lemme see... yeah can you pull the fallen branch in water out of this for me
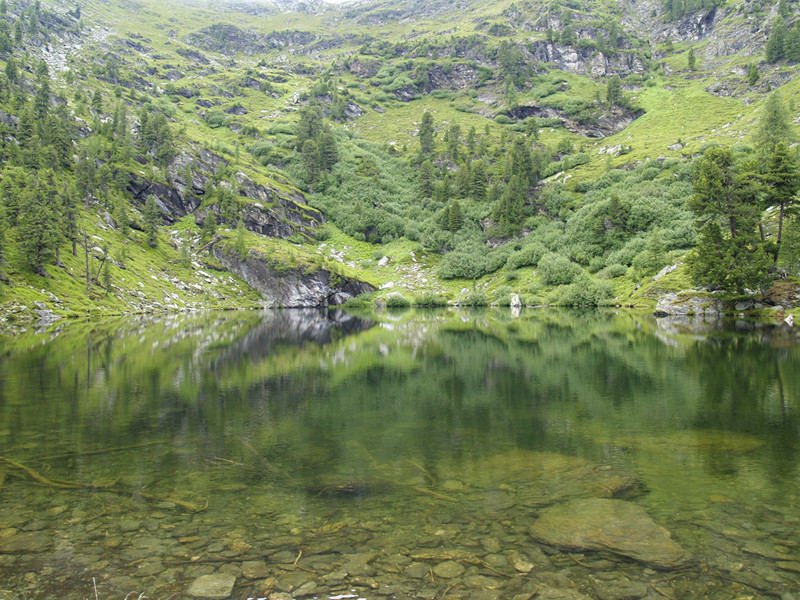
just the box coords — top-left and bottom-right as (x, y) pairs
(0, 456), (117, 489)
(411, 486), (458, 502)
(35, 441), (168, 462)
(0, 455), (206, 512)
(406, 459), (436, 485)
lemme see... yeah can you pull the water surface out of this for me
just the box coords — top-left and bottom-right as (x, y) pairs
(1, 309), (799, 600)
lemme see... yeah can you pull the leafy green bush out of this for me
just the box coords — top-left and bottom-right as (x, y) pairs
(438, 241), (489, 279)
(205, 110), (229, 128)
(464, 289), (489, 306)
(557, 274), (613, 306)
(597, 263), (628, 279)
(344, 295), (372, 309)
(507, 241), (547, 270)
(414, 292), (448, 306)
(538, 253), (583, 285)
(384, 293), (411, 308)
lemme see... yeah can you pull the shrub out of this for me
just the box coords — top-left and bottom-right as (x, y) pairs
(314, 224), (332, 241)
(557, 274), (613, 306)
(538, 252), (583, 285)
(597, 263), (628, 279)
(507, 241), (547, 270)
(438, 241), (489, 279)
(464, 289), (489, 306)
(384, 293), (411, 308)
(414, 292), (448, 306)
(344, 295), (372, 309)
(493, 285), (514, 305)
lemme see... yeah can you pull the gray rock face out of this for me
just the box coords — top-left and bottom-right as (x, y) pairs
(186, 573), (236, 598)
(215, 247), (374, 308)
(529, 498), (687, 569)
(654, 292), (725, 317)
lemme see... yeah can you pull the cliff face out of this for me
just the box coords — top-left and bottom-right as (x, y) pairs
(214, 247), (374, 308)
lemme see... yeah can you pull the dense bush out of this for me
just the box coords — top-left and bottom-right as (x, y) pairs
(384, 293), (411, 308)
(414, 292), (448, 306)
(557, 274), (613, 306)
(538, 253), (583, 285)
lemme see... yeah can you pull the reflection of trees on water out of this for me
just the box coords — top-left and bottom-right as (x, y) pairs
(1, 309), (799, 498)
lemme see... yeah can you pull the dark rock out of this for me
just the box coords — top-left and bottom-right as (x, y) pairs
(529, 498), (687, 569)
(214, 247), (374, 308)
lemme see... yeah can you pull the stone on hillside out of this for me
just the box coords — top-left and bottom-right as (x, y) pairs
(186, 573), (236, 599)
(654, 292), (724, 317)
(530, 498), (687, 569)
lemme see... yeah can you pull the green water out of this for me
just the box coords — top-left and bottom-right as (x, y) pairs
(1, 309), (799, 600)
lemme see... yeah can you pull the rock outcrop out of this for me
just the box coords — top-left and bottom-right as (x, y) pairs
(654, 292), (725, 317)
(214, 247), (374, 308)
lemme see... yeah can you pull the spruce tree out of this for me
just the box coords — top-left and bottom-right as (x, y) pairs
(418, 160), (435, 199)
(766, 18), (786, 63)
(317, 129), (338, 171)
(755, 90), (795, 155)
(687, 48), (696, 70)
(418, 111), (435, 157)
(747, 63), (760, 86)
(143, 194), (161, 248)
(201, 211), (217, 244)
(448, 200), (463, 232)
(606, 75), (623, 106)
(18, 174), (60, 276)
(785, 23), (800, 62)
(471, 160), (487, 201)
(766, 142), (800, 260)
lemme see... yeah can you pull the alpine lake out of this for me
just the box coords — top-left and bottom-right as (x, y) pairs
(1, 308), (799, 600)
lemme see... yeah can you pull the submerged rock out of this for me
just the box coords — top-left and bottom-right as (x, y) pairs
(186, 573), (236, 598)
(529, 498), (687, 569)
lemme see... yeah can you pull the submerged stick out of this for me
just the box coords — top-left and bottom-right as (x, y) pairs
(406, 459), (436, 485)
(411, 486), (458, 502)
(0, 456), (116, 489)
(236, 436), (284, 476)
(0, 455), (206, 512)
(35, 441), (168, 462)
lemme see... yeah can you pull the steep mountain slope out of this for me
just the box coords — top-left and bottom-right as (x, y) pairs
(0, 0), (798, 324)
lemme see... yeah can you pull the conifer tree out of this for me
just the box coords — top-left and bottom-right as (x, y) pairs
(687, 147), (771, 293)
(317, 129), (338, 171)
(143, 194), (161, 248)
(201, 211), (217, 244)
(18, 173), (60, 276)
(747, 63), (760, 86)
(418, 160), (435, 199)
(418, 111), (435, 157)
(755, 90), (795, 155)
(448, 200), (463, 232)
(687, 48), (696, 70)
(471, 160), (487, 201)
(785, 23), (800, 62)
(766, 18), (786, 63)
(766, 142), (800, 260)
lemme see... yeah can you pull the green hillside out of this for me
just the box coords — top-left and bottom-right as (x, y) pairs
(0, 0), (799, 326)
